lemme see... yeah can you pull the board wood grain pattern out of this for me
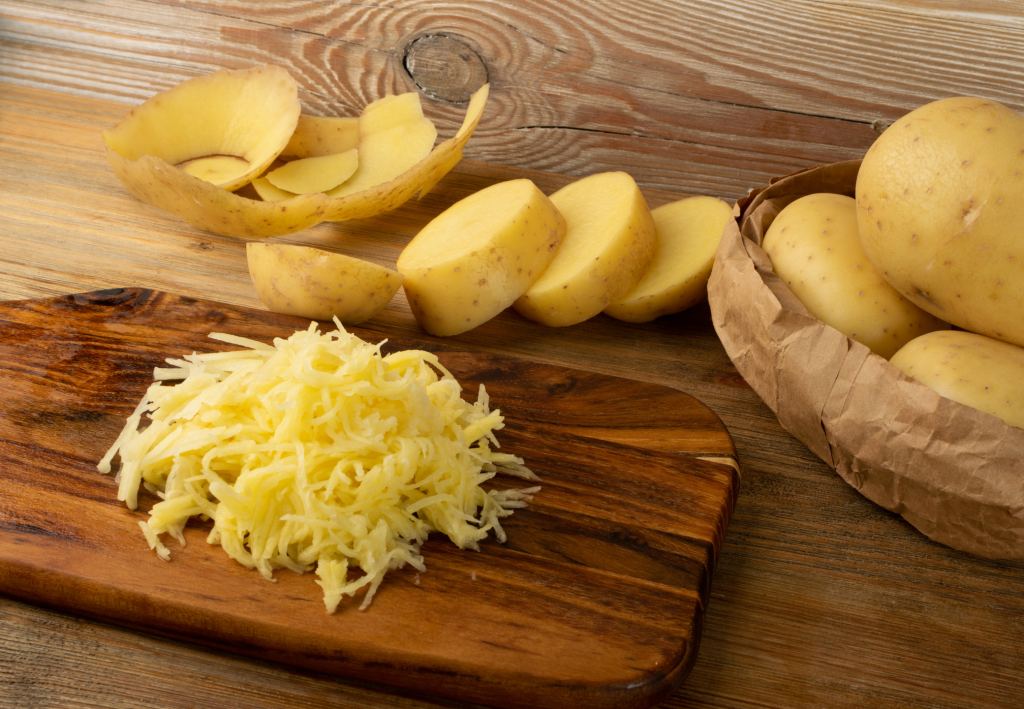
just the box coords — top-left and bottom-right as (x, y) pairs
(1, 2), (1023, 708)
(0, 289), (737, 709)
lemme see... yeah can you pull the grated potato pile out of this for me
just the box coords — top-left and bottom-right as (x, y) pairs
(98, 322), (538, 611)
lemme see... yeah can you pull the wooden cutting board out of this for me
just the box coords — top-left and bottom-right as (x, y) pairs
(0, 289), (738, 709)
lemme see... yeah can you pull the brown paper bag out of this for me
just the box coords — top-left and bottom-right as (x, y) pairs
(707, 160), (1024, 559)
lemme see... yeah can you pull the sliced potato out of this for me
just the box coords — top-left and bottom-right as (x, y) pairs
(104, 65), (299, 191)
(247, 242), (401, 324)
(606, 196), (732, 322)
(360, 92), (426, 134)
(398, 178), (565, 336)
(326, 120), (436, 199)
(266, 149), (359, 194)
(514, 172), (656, 327)
(105, 83), (490, 238)
(283, 115), (359, 158)
(251, 177), (297, 202)
(890, 330), (1024, 429)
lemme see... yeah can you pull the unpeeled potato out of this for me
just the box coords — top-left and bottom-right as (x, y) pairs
(605, 195), (732, 322)
(514, 172), (656, 327)
(397, 178), (565, 336)
(246, 243), (401, 324)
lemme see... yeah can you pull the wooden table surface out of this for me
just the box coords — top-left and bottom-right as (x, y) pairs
(1, 2), (1022, 707)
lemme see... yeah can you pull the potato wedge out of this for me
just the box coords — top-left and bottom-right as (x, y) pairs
(104, 65), (299, 191)
(247, 243), (401, 324)
(890, 330), (1024, 429)
(606, 196), (732, 322)
(105, 83), (490, 238)
(397, 178), (565, 336)
(514, 172), (656, 327)
(266, 149), (359, 194)
(283, 115), (359, 158)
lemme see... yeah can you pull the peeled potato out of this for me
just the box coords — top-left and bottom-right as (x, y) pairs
(763, 193), (946, 358)
(104, 65), (299, 191)
(326, 119), (436, 198)
(605, 196), (732, 322)
(251, 177), (296, 202)
(246, 242), (401, 324)
(105, 83), (490, 238)
(397, 178), (566, 336)
(266, 149), (359, 194)
(890, 330), (1024, 429)
(283, 115), (359, 158)
(360, 92), (427, 134)
(514, 172), (656, 327)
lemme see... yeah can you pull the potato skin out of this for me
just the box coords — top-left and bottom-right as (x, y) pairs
(890, 330), (1024, 429)
(246, 243), (401, 324)
(856, 96), (1024, 346)
(763, 193), (946, 358)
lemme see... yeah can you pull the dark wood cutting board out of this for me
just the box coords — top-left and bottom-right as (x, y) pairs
(0, 289), (738, 709)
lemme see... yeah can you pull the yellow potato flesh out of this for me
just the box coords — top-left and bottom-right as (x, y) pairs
(605, 196), (732, 322)
(103, 65), (299, 191)
(283, 115), (359, 158)
(856, 97), (1024, 346)
(360, 92), (426, 134)
(247, 242), (402, 324)
(326, 119), (437, 199)
(514, 171), (656, 327)
(764, 193), (946, 358)
(398, 179), (565, 336)
(890, 330), (1024, 429)
(267, 149), (359, 195)
(104, 83), (489, 238)
(251, 177), (296, 202)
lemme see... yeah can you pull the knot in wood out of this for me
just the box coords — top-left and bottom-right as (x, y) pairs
(403, 33), (488, 103)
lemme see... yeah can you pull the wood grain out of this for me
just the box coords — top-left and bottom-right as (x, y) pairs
(1, 3), (1023, 708)
(0, 289), (737, 709)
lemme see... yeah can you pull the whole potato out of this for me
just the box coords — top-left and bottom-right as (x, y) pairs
(856, 96), (1024, 346)
(763, 193), (945, 358)
(890, 329), (1024, 429)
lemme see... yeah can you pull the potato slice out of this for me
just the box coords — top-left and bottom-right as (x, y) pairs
(283, 115), (359, 158)
(360, 92), (426, 134)
(326, 120), (436, 199)
(605, 196), (732, 322)
(890, 330), (1024, 429)
(397, 178), (565, 336)
(251, 177), (296, 203)
(246, 242), (401, 324)
(514, 172), (656, 327)
(266, 149), (359, 195)
(104, 65), (299, 191)
(105, 83), (489, 238)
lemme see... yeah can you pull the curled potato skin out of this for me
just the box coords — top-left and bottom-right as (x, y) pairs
(105, 82), (490, 238)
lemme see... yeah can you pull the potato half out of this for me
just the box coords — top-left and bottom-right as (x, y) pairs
(890, 329), (1024, 429)
(246, 242), (401, 324)
(605, 195), (732, 322)
(105, 81), (490, 238)
(397, 178), (566, 336)
(104, 65), (300, 192)
(514, 172), (656, 327)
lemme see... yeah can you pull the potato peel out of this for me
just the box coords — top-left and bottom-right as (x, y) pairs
(105, 82), (490, 238)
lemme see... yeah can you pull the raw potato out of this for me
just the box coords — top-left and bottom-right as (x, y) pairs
(605, 196), (732, 322)
(856, 96), (1024, 346)
(890, 330), (1024, 429)
(397, 178), (566, 336)
(764, 193), (946, 358)
(283, 115), (359, 158)
(251, 176), (296, 202)
(104, 65), (299, 191)
(266, 149), (359, 194)
(326, 119), (436, 198)
(514, 172), (656, 327)
(359, 92), (427, 134)
(105, 82), (490, 238)
(247, 243), (401, 324)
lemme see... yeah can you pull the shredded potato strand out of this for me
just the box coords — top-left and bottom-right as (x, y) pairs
(99, 322), (537, 611)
